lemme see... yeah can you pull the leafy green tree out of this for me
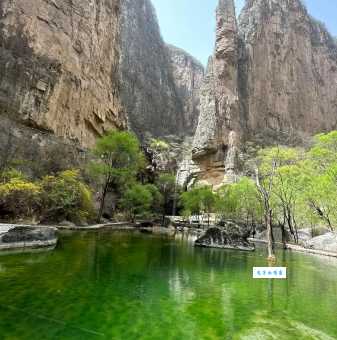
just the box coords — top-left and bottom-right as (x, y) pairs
(217, 177), (262, 229)
(144, 183), (164, 217)
(300, 163), (337, 232)
(309, 131), (337, 169)
(301, 132), (337, 231)
(272, 164), (305, 244)
(120, 184), (154, 222)
(89, 131), (145, 222)
(180, 186), (217, 226)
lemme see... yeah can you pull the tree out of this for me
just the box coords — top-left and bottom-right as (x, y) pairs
(272, 164), (304, 245)
(156, 173), (177, 218)
(144, 183), (164, 217)
(254, 146), (303, 259)
(120, 184), (153, 222)
(180, 186), (216, 226)
(217, 177), (262, 231)
(301, 132), (337, 231)
(89, 131), (145, 222)
(301, 163), (337, 232)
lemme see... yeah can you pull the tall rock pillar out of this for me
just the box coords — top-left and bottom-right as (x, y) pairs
(215, 0), (240, 183)
(191, 0), (240, 188)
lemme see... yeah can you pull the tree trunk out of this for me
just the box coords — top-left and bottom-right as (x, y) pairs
(97, 182), (109, 223)
(266, 209), (276, 262)
(280, 223), (287, 249)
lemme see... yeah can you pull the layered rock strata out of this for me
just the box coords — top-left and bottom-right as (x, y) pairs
(192, 0), (241, 188)
(0, 0), (125, 148)
(0, 0), (203, 174)
(192, 0), (337, 188)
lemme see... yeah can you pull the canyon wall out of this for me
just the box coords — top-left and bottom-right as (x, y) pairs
(119, 0), (203, 140)
(0, 0), (125, 148)
(0, 0), (203, 169)
(167, 44), (204, 135)
(192, 0), (337, 188)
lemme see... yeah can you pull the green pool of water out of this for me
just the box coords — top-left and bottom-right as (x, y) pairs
(0, 230), (337, 339)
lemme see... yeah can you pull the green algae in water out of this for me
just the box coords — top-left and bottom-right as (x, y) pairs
(0, 230), (336, 339)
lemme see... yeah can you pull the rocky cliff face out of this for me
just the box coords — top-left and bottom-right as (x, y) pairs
(0, 0), (203, 171)
(240, 0), (337, 141)
(167, 45), (204, 134)
(0, 0), (125, 148)
(120, 0), (203, 140)
(192, 0), (337, 188)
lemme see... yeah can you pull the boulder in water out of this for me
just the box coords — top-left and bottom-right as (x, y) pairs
(195, 222), (255, 251)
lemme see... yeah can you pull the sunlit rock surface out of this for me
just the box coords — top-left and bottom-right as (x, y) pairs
(0, 0), (125, 148)
(191, 0), (337, 187)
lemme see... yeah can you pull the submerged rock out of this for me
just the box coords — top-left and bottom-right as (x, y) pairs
(195, 223), (255, 251)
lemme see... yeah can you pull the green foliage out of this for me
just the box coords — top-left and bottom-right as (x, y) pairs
(120, 184), (154, 221)
(90, 130), (145, 189)
(256, 146), (302, 175)
(156, 173), (177, 212)
(0, 176), (41, 219)
(89, 130), (146, 221)
(40, 170), (94, 224)
(149, 138), (170, 152)
(144, 184), (164, 215)
(309, 131), (337, 169)
(217, 177), (262, 224)
(180, 186), (217, 219)
(0, 168), (27, 182)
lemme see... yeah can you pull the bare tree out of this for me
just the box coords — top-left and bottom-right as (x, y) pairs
(255, 163), (277, 262)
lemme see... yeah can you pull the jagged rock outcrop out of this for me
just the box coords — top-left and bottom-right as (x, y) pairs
(0, 0), (125, 148)
(191, 0), (337, 188)
(120, 0), (203, 140)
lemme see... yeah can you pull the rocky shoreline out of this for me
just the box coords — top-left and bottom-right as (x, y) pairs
(1, 222), (337, 259)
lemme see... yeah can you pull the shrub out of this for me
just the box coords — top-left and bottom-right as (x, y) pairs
(40, 170), (95, 224)
(0, 177), (41, 219)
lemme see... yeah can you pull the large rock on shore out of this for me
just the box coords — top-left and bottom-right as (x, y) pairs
(0, 226), (57, 250)
(195, 223), (255, 251)
(305, 232), (337, 253)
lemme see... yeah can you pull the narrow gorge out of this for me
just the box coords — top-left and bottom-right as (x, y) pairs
(1, 1), (337, 339)
(1, 0), (336, 188)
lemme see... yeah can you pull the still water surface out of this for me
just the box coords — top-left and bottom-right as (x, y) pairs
(0, 230), (337, 339)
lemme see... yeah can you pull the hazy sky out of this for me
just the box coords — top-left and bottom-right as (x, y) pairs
(151, 0), (337, 66)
